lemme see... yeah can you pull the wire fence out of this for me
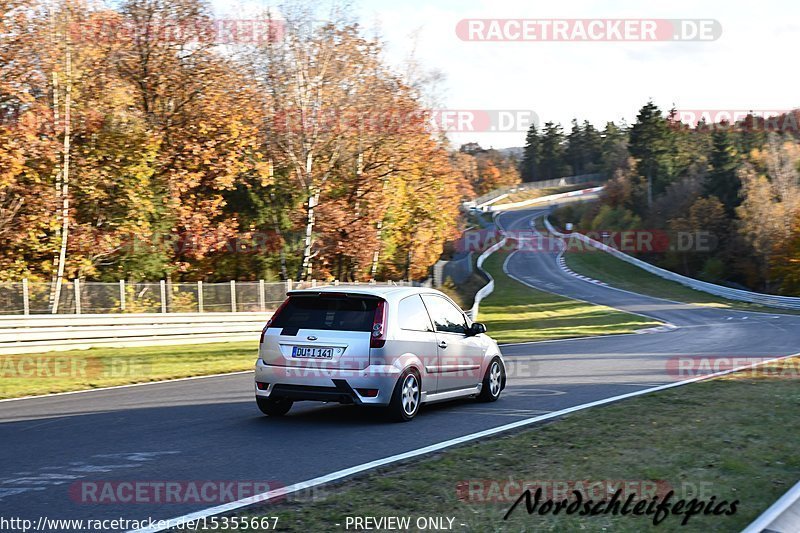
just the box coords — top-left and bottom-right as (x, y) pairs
(0, 279), (427, 315)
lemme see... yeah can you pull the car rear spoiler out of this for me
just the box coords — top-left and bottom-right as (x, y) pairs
(286, 291), (383, 299)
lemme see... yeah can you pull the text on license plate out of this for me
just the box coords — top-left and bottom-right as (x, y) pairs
(292, 346), (334, 359)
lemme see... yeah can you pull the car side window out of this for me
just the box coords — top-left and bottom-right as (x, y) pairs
(421, 294), (467, 335)
(398, 295), (434, 332)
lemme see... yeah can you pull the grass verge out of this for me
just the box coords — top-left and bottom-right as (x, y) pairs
(564, 248), (800, 315)
(197, 357), (800, 533)
(0, 341), (258, 399)
(479, 247), (661, 343)
(439, 270), (488, 311)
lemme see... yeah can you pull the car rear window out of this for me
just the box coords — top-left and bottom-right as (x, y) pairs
(270, 295), (380, 332)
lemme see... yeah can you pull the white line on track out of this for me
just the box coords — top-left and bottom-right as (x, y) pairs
(129, 352), (800, 533)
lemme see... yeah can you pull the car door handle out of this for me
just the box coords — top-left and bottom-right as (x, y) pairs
(438, 340), (448, 349)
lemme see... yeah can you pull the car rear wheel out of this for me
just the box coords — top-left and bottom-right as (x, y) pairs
(388, 369), (421, 422)
(256, 396), (293, 417)
(477, 358), (504, 402)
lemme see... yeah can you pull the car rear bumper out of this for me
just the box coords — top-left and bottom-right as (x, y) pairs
(254, 358), (402, 406)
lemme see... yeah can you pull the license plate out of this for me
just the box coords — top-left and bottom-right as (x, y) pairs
(292, 346), (334, 359)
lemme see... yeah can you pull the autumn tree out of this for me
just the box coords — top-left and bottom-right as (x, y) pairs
(379, 138), (466, 280)
(254, 9), (468, 281)
(253, 11), (362, 280)
(736, 136), (800, 291)
(115, 0), (270, 278)
(0, 0), (57, 280)
(458, 147), (520, 196)
(668, 196), (730, 278)
(772, 211), (800, 295)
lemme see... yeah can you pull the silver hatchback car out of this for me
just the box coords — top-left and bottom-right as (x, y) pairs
(254, 286), (506, 421)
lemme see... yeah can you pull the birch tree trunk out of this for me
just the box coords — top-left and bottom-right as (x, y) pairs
(48, 9), (61, 311)
(51, 11), (72, 314)
(300, 187), (319, 280)
(370, 220), (383, 278)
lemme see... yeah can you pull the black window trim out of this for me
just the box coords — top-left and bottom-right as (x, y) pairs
(420, 293), (471, 336)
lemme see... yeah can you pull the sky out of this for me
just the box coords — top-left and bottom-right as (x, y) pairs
(212, 0), (800, 149)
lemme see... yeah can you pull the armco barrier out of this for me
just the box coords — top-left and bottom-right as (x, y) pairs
(741, 480), (800, 533)
(488, 186), (604, 212)
(468, 173), (602, 208)
(470, 237), (508, 321)
(544, 218), (800, 311)
(0, 312), (272, 355)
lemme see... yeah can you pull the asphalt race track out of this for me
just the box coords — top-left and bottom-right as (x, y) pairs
(2, 206), (799, 531)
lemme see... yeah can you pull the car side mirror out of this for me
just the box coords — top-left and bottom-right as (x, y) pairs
(468, 322), (487, 336)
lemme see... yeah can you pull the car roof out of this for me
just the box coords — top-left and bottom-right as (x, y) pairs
(287, 284), (442, 302)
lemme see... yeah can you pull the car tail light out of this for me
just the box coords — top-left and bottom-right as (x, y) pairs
(256, 382), (269, 390)
(370, 299), (387, 348)
(356, 388), (379, 397)
(262, 298), (290, 343)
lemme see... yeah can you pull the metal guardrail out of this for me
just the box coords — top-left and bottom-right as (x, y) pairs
(0, 312), (271, 355)
(468, 173), (602, 208)
(742, 480), (800, 533)
(544, 218), (800, 310)
(488, 186), (604, 212)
